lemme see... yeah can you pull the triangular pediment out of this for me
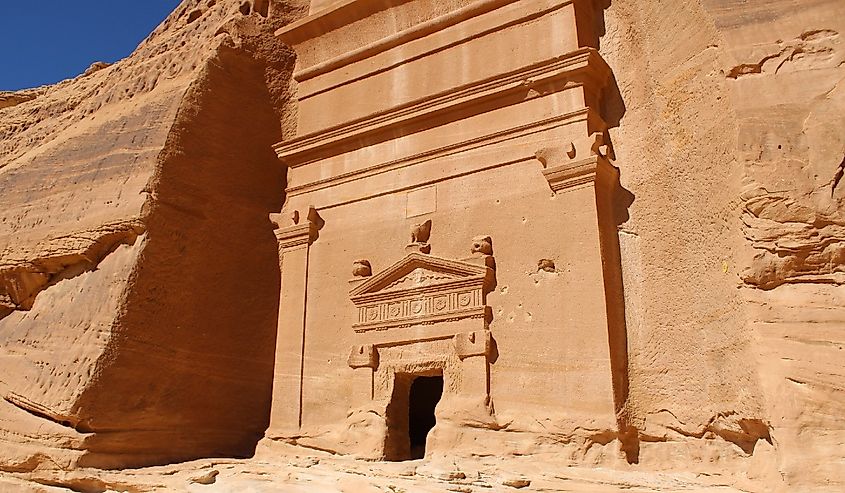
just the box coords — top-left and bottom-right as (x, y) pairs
(350, 253), (488, 298)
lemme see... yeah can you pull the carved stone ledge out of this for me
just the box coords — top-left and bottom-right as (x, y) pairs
(274, 222), (318, 250)
(454, 330), (493, 360)
(271, 206), (319, 251)
(540, 155), (619, 193)
(348, 344), (379, 369)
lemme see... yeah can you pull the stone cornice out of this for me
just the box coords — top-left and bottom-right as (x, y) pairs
(540, 155), (619, 193)
(274, 221), (318, 250)
(274, 49), (611, 166)
(286, 108), (600, 199)
(277, 0), (525, 80)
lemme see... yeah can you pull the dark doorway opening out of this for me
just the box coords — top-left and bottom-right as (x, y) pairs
(408, 375), (443, 459)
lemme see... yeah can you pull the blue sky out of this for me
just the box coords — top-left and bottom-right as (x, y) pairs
(1, 1), (181, 91)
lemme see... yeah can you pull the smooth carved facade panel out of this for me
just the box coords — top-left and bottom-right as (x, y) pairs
(267, 0), (629, 461)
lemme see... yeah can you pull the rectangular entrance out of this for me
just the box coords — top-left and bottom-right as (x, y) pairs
(384, 371), (443, 461)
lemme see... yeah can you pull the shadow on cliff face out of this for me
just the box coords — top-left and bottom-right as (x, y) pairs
(72, 33), (294, 468)
(582, 0), (641, 464)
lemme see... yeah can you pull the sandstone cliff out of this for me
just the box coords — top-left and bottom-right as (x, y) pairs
(602, 0), (844, 488)
(0, 0), (842, 491)
(0, 0), (308, 470)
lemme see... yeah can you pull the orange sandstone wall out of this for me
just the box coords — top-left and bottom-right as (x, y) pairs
(602, 0), (844, 487)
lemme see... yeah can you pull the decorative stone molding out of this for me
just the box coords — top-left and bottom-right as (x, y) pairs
(349, 253), (494, 333)
(271, 206), (319, 251)
(348, 344), (379, 369)
(275, 49), (612, 168)
(273, 222), (318, 250)
(540, 155), (619, 193)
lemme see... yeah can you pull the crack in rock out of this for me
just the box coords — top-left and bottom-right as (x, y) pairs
(727, 28), (839, 79)
(0, 222), (145, 321)
(832, 154), (845, 196)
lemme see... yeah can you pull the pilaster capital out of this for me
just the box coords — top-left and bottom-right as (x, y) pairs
(271, 206), (319, 251)
(536, 136), (619, 193)
(541, 155), (619, 193)
(348, 344), (379, 369)
(454, 330), (493, 360)
(274, 222), (318, 250)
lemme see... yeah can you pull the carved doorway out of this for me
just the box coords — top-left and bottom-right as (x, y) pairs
(346, 247), (497, 460)
(384, 370), (443, 461)
(409, 375), (443, 459)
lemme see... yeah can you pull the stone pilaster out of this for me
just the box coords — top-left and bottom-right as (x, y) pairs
(454, 330), (493, 398)
(266, 207), (318, 439)
(535, 145), (628, 431)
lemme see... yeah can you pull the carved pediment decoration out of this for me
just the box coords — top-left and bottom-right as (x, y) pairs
(349, 253), (494, 332)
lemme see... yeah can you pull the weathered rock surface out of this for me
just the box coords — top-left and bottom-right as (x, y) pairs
(602, 0), (845, 489)
(0, 0), (308, 470)
(0, 0), (842, 491)
(0, 445), (756, 492)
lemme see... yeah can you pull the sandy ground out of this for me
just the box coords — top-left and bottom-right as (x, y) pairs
(0, 445), (750, 493)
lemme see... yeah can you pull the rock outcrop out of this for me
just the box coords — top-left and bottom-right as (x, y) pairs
(0, 0), (308, 470)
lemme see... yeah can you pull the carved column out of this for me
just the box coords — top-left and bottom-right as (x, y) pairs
(535, 144), (629, 431)
(347, 344), (378, 407)
(454, 330), (493, 398)
(266, 207), (318, 438)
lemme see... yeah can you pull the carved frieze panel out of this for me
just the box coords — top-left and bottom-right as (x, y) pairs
(349, 252), (493, 333)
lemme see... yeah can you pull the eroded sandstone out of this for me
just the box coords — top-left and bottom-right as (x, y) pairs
(0, 0), (309, 471)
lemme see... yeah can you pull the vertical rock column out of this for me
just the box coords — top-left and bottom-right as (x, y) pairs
(266, 207), (318, 438)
